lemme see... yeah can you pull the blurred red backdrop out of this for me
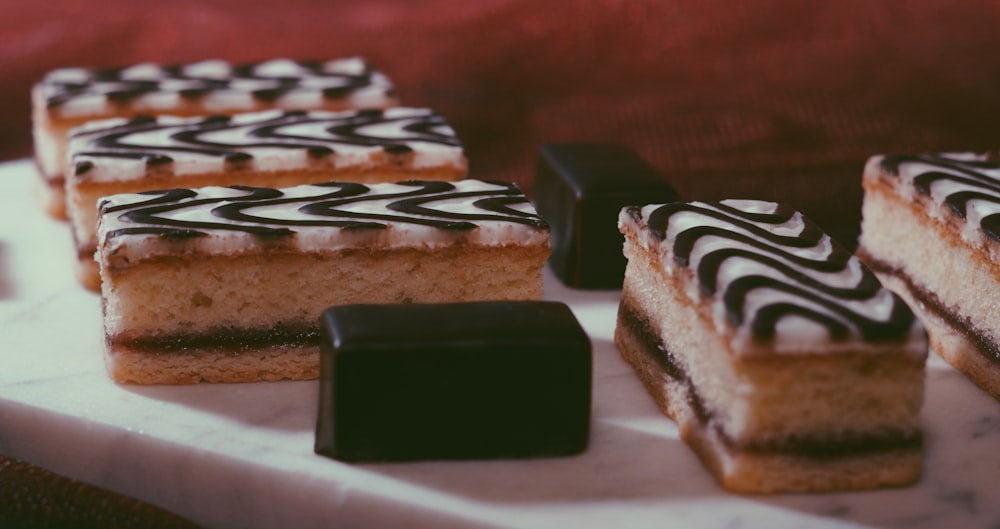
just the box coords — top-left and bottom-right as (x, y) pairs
(4, 0), (1000, 244)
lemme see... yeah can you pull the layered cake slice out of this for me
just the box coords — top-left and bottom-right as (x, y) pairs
(616, 199), (927, 493)
(97, 179), (550, 384)
(32, 56), (398, 218)
(68, 107), (467, 290)
(859, 153), (1000, 400)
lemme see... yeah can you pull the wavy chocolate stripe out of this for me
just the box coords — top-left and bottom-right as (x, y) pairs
(72, 108), (461, 172)
(102, 180), (547, 241)
(627, 200), (915, 342)
(880, 153), (1000, 242)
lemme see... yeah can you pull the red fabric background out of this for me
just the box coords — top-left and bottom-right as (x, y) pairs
(4, 0), (1000, 240)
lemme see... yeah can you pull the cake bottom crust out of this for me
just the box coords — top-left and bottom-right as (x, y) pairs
(860, 251), (1000, 401)
(106, 340), (318, 384)
(614, 298), (924, 493)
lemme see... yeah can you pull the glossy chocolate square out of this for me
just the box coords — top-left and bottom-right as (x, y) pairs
(315, 301), (592, 462)
(535, 143), (677, 289)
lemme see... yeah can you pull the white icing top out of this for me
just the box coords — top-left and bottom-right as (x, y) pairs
(35, 57), (397, 118)
(868, 152), (1000, 248)
(68, 108), (466, 183)
(97, 179), (550, 267)
(620, 199), (926, 356)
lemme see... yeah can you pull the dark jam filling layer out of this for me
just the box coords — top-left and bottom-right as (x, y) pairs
(859, 250), (1000, 367)
(618, 300), (923, 458)
(113, 326), (320, 354)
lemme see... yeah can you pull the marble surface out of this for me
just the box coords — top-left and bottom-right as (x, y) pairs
(0, 157), (998, 529)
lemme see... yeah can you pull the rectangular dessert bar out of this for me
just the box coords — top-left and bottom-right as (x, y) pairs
(316, 301), (591, 462)
(96, 179), (550, 385)
(859, 153), (1000, 400)
(534, 143), (677, 289)
(32, 56), (398, 218)
(615, 199), (927, 493)
(68, 106), (467, 291)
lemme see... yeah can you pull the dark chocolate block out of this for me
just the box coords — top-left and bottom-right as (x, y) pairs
(315, 301), (592, 463)
(535, 143), (677, 289)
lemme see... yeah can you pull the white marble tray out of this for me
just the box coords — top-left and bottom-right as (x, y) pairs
(1, 158), (998, 529)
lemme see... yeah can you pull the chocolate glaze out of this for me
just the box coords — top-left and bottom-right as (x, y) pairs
(626, 201), (917, 343)
(101, 180), (548, 240)
(881, 153), (1000, 242)
(618, 300), (923, 458)
(316, 301), (591, 462)
(534, 143), (677, 289)
(72, 108), (461, 168)
(43, 58), (390, 108)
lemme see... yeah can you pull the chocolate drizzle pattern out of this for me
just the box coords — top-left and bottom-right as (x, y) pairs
(39, 57), (395, 109)
(625, 200), (916, 343)
(101, 180), (548, 242)
(880, 153), (1000, 242)
(72, 108), (461, 174)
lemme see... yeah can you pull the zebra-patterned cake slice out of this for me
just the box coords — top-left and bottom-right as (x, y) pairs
(69, 107), (466, 181)
(874, 153), (1000, 246)
(98, 179), (550, 267)
(35, 56), (397, 117)
(620, 199), (924, 356)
